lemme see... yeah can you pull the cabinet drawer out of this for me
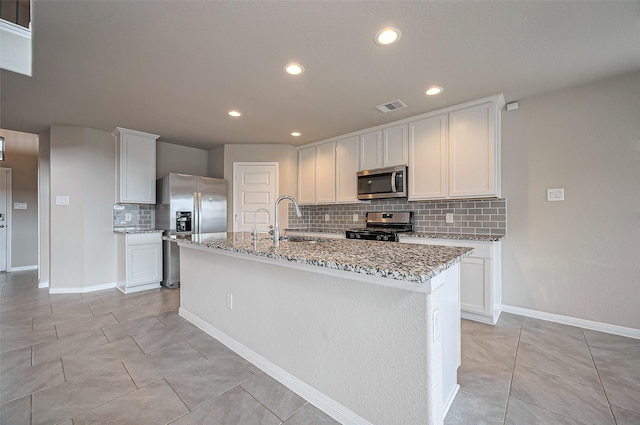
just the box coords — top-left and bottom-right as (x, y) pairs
(127, 232), (161, 245)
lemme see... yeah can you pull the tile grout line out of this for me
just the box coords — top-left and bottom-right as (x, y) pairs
(501, 324), (522, 425)
(584, 328), (618, 424)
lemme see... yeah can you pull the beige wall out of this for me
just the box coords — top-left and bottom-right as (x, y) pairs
(50, 126), (116, 290)
(0, 128), (39, 269)
(218, 144), (298, 231)
(501, 70), (640, 329)
(207, 145), (225, 179)
(156, 141), (209, 179)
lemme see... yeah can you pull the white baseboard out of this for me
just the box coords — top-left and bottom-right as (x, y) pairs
(502, 304), (640, 340)
(9, 265), (38, 272)
(38, 280), (49, 289)
(49, 281), (116, 294)
(180, 307), (373, 425)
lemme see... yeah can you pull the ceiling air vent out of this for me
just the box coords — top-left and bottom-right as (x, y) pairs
(375, 99), (407, 113)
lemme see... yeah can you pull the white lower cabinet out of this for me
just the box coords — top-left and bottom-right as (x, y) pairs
(400, 236), (502, 324)
(116, 232), (162, 294)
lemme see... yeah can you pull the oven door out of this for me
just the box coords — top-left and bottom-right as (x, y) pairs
(357, 166), (406, 200)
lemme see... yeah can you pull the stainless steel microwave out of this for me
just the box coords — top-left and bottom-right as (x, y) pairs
(357, 165), (407, 200)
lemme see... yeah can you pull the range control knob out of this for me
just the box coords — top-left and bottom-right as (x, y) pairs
(376, 235), (382, 241)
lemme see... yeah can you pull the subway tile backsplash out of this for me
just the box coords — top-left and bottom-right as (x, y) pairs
(113, 204), (155, 230)
(288, 198), (507, 237)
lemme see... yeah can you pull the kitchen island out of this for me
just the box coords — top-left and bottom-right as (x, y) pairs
(175, 232), (472, 425)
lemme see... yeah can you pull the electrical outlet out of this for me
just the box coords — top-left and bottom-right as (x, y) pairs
(325, 214), (330, 222)
(226, 293), (233, 310)
(353, 213), (358, 222)
(445, 213), (454, 224)
(547, 188), (565, 202)
(125, 213), (132, 222)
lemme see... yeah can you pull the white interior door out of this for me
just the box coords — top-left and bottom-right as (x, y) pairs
(232, 163), (278, 232)
(0, 168), (10, 272)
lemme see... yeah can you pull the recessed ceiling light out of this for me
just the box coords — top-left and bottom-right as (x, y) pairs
(284, 63), (304, 76)
(228, 110), (242, 117)
(291, 132), (301, 137)
(425, 86), (443, 96)
(375, 27), (401, 46)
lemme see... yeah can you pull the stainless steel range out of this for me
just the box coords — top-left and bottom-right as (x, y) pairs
(346, 211), (414, 242)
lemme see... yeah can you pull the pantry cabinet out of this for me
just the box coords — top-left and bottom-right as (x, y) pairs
(399, 236), (502, 324)
(112, 127), (159, 204)
(116, 231), (162, 294)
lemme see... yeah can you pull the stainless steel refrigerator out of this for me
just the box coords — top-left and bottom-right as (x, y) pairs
(156, 173), (227, 288)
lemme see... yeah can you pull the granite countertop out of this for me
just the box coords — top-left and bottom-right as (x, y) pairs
(286, 228), (504, 241)
(403, 232), (504, 242)
(113, 228), (164, 234)
(174, 232), (473, 284)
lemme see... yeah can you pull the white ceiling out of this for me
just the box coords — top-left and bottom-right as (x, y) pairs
(1, 1), (639, 149)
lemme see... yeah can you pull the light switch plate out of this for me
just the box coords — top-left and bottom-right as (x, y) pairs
(353, 214), (358, 222)
(547, 188), (565, 202)
(55, 196), (70, 206)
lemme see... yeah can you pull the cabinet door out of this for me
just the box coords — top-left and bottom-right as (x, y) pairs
(359, 130), (383, 170)
(315, 142), (336, 204)
(449, 103), (496, 197)
(298, 146), (316, 204)
(127, 243), (162, 286)
(383, 124), (408, 167)
(408, 114), (448, 199)
(336, 136), (359, 203)
(118, 131), (157, 204)
(459, 257), (490, 315)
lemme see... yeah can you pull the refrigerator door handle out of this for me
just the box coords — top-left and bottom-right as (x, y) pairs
(197, 192), (203, 234)
(194, 192), (199, 234)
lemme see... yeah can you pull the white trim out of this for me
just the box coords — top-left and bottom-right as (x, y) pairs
(180, 307), (374, 425)
(38, 280), (49, 289)
(116, 282), (160, 294)
(443, 384), (460, 418)
(9, 264), (37, 272)
(0, 19), (31, 39)
(49, 281), (116, 294)
(502, 304), (640, 340)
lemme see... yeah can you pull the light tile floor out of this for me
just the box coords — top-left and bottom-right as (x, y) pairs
(0, 271), (339, 425)
(1, 271), (639, 424)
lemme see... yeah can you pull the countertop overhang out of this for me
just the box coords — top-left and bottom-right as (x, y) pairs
(173, 232), (472, 290)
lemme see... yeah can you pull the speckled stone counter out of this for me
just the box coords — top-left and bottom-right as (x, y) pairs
(286, 228), (504, 241)
(174, 231), (472, 284)
(403, 232), (504, 242)
(113, 228), (164, 234)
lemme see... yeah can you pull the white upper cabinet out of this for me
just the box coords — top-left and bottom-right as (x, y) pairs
(298, 146), (316, 205)
(449, 102), (498, 198)
(359, 130), (383, 170)
(359, 124), (408, 171)
(112, 127), (159, 204)
(408, 114), (448, 200)
(383, 124), (408, 167)
(335, 136), (359, 203)
(315, 142), (336, 204)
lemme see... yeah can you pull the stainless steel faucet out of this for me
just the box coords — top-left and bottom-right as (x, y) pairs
(252, 208), (271, 241)
(274, 195), (302, 247)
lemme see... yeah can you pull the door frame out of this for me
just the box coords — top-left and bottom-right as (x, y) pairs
(232, 162), (279, 232)
(0, 167), (12, 272)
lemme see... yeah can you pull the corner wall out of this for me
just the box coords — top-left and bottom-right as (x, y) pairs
(156, 141), (209, 179)
(49, 126), (116, 291)
(501, 70), (640, 329)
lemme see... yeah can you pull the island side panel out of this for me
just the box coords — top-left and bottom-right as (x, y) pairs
(179, 246), (438, 425)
